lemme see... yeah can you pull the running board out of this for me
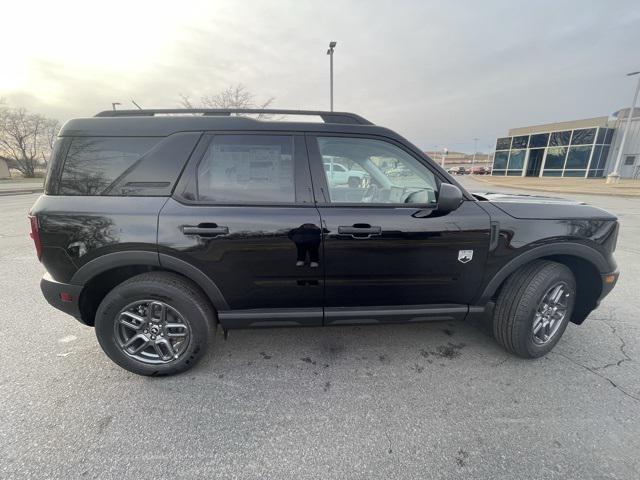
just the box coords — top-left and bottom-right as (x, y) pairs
(218, 308), (323, 329)
(324, 304), (468, 325)
(218, 305), (469, 329)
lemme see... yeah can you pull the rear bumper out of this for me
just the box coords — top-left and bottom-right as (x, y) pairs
(40, 273), (85, 323)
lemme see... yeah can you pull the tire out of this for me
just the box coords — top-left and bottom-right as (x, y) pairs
(95, 272), (215, 376)
(493, 260), (575, 358)
(348, 176), (361, 188)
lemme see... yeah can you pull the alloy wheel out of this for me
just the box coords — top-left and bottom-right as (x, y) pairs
(532, 282), (570, 345)
(114, 300), (191, 364)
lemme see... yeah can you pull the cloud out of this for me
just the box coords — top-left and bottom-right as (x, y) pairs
(1, 0), (639, 152)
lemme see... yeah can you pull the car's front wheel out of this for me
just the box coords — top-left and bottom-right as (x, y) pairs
(493, 260), (575, 358)
(95, 272), (215, 376)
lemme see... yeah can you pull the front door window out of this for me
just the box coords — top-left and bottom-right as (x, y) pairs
(317, 137), (438, 205)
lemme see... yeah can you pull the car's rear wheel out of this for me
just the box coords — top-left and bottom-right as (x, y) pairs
(95, 272), (215, 376)
(493, 260), (575, 358)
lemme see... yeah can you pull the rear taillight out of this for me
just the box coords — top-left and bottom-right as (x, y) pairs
(28, 215), (42, 260)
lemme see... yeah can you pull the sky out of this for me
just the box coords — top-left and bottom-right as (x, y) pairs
(1, 0), (640, 153)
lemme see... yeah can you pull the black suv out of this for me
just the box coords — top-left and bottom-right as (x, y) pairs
(30, 109), (620, 376)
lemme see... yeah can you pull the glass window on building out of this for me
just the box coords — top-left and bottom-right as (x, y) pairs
(605, 129), (614, 144)
(544, 147), (567, 170)
(565, 145), (592, 169)
(529, 133), (549, 148)
(549, 131), (571, 146)
(507, 149), (526, 176)
(570, 128), (596, 146)
(496, 137), (512, 150)
(492, 151), (509, 175)
(512, 136), (529, 149)
(596, 128), (614, 145)
(588, 145), (609, 178)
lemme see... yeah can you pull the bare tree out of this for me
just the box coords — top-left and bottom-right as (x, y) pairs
(179, 84), (275, 118)
(0, 105), (60, 177)
(41, 118), (61, 168)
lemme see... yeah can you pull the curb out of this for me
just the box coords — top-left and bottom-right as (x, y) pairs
(467, 176), (640, 198)
(0, 188), (43, 196)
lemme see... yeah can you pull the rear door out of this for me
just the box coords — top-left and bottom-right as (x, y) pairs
(306, 134), (491, 324)
(158, 132), (323, 327)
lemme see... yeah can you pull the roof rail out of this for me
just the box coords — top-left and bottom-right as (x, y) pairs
(94, 109), (373, 125)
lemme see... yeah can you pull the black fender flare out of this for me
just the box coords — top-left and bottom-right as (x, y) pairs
(158, 254), (229, 310)
(70, 250), (229, 311)
(71, 251), (159, 284)
(475, 242), (610, 305)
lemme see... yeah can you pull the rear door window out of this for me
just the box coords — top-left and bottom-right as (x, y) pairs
(58, 137), (160, 195)
(195, 135), (295, 203)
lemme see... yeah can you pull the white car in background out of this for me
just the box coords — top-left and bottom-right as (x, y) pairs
(323, 161), (368, 187)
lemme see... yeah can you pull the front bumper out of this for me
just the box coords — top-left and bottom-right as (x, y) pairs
(598, 270), (619, 302)
(40, 273), (84, 321)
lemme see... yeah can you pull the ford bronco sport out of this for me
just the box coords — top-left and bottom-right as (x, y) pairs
(30, 109), (620, 376)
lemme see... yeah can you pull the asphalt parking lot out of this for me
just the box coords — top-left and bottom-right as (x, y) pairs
(1, 177), (639, 479)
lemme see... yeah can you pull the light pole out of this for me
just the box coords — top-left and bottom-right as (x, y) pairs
(441, 148), (448, 168)
(471, 137), (478, 169)
(327, 41), (337, 111)
(487, 145), (494, 170)
(607, 70), (640, 184)
(111, 102), (121, 111)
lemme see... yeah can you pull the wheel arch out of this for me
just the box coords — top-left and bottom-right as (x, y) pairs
(73, 251), (229, 325)
(477, 243), (607, 325)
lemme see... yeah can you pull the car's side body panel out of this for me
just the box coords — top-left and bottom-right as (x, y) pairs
(316, 201), (491, 309)
(157, 199), (324, 315)
(30, 195), (166, 284)
(473, 202), (618, 306)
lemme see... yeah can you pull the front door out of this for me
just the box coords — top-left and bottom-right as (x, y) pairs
(158, 133), (323, 327)
(306, 134), (491, 324)
(526, 149), (545, 177)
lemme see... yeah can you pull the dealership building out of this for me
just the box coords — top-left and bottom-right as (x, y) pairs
(491, 108), (640, 178)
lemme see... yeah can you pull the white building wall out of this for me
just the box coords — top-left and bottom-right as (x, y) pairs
(605, 114), (640, 178)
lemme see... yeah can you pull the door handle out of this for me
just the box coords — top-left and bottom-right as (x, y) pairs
(338, 225), (382, 238)
(182, 224), (229, 237)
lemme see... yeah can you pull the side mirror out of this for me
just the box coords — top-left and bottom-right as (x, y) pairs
(404, 189), (433, 204)
(437, 183), (463, 214)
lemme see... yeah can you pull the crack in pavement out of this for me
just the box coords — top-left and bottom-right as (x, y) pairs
(490, 356), (509, 368)
(592, 308), (635, 370)
(384, 432), (393, 454)
(552, 351), (640, 404)
(592, 318), (634, 370)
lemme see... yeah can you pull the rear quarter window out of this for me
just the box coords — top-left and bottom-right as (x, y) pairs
(58, 137), (160, 195)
